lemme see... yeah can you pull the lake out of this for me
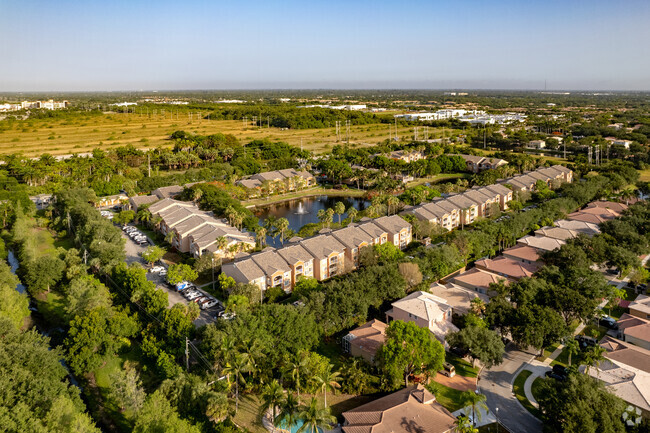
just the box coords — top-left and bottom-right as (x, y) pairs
(254, 195), (370, 246)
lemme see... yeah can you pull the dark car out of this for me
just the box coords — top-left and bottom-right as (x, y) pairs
(545, 370), (567, 381)
(552, 365), (569, 377)
(606, 268), (619, 275)
(599, 317), (619, 330)
(575, 335), (597, 350)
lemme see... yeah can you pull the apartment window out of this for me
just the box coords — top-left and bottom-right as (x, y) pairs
(273, 275), (283, 286)
(295, 265), (303, 274)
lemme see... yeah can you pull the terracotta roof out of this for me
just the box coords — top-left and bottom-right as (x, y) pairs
(618, 314), (650, 343)
(347, 319), (387, 356)
(342, 385), (455, 433)
(601, 337), (650, 374)
(453, 267), (511, 291)
(502, 244), (542, 263)
(474, 256), (541, 279)
(586, 200), (628, 213)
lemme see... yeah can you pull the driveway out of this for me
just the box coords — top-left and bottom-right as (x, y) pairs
(433, 372), (476, 392)
(477, 343), (543, 433)
(121, 229), (220, 326)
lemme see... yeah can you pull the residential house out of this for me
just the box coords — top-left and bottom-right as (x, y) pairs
(453, 268), (511, 295)
(583, 337), (650, 418)
(453, 154), (508, 173)
(445, 194), (479, 225)
(249, 249), (293, 293)
(502, 244), (543, 265)
(342, 385), (456, 433)
(527, 139), (546, 149)
(152, 185), (184, 200)
(429, 282), (490, 315)
(629, 295), (650, 320)
(474, 256), (541, 280)
(129, 194), (159, 212)
(385, 291), (458, 343)
(342, 319), (387, 364)
(332, 224), (374, 266)
(517, 235), (565, 252)
(300, 234), (346, 281)
(534, 226), (582, 241)
(481, 183), (513, 210)
(586, 200), (628, 214)
(277, 243), (315, 287)
(29, 193), (54, 208)
(221, 258), (266, 292)
(605, 137), (633, 149)
(553, 219), (601, 236)
(387, 149), (424, 163)
(617, 314), (650, 351)
(96, 193), (128, 208)
(373, 215), (413, 249)
(567, 206), (620, 224)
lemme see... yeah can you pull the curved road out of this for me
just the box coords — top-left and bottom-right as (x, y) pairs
(477, 344), (543, 433)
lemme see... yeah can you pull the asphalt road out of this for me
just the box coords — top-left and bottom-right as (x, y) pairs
(477, 343), (543, 433)
(120, 228), (220, 327)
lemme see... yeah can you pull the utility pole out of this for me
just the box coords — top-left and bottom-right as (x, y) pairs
(147, 153), (151, 177)
(211, 257), (215, 293)
(185, 337), (190, 372)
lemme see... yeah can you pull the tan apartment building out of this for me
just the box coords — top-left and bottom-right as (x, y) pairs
(332, 224), (374, 267)
(277, 243), (315, 287)
(300, 234), (347, 280)
(373, 215), (413, 248)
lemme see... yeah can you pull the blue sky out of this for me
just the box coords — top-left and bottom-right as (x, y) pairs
(1, 0), (649, 91)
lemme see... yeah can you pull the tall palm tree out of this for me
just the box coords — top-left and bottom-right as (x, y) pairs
(297, 397), (336, 433)
(283, 352), (309, 398)
(223, 352), (252, 413)
(255, 226), (267, 248)
(276, 217), (290, 245)
(137, 208), (151, 225)
(314, 366), (341, 408)
(564, 338), (580, 366)
(584, 345), (606, 375)
(260, 379), (284, 424)
(215, 236), (229, 257)
(192, 188), (203, 204)
(334, 202), (346, 225)
(347, 207), (358, 223)
(275, 394), (301, 431)
(386, 195), (399, 216)
(461, 391), (488, 427)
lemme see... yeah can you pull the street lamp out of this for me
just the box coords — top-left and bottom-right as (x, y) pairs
(495, 407), (499, 433)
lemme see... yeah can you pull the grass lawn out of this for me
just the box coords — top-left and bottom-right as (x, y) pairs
(531, 377), (544, 402)
(513, 370), (541, 419)
(535, 341), (560, 362)
(639, 168), (650, 182)
(405, 173), (471, 188)
(581, 324), (609, 341)
(427, 381), (467, 412)
(446, 353), (479, 378)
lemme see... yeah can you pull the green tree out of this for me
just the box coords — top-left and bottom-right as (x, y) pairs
(461, 391), (488, 427)
(260, 379), (284, 423)
(23, 255), (64, 294)
(454, 414), (478, 433)
(275, 394), (301, 431)
(347, 206), (358, 222)
(297, 397), (336, 433)
(276, 217), (290, 245)
(133, 391), (201, 433)
(284, 351), (310, 397)
(378, 320), (445, 387)
(65, 308), (116, 375)
(109, 363), (146, 413)
(223, 352), (253, 413)
(537, 373), (625, 433)
(0, 261), (29, 329)
(446, 325), (505, 369)
(65, 275), (113, 320)
(205, 393), (230, 423)
(141, 245), (167, 267)
(565, 338), (580, 366)
(226, 294), (250, 313)
(167, 263), (199, 285)
(334, 201), (346, 225)
(314, 365), (341, 408)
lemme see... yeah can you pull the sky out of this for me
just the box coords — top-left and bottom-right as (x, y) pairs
(1, 0), (649, 92)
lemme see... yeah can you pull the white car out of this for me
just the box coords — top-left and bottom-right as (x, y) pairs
(149, 266), (164, 273)
(202, 299), (219, 309)
(185, 291), (201, 300)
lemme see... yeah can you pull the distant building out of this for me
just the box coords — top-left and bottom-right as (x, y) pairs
(527, 140), (546, 149)
(605, 137), (633, 149)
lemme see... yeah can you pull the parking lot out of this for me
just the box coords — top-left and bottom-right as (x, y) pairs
(120, 225), (223, 327)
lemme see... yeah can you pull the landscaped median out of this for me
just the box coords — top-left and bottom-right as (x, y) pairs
(512, 370), (541, 419)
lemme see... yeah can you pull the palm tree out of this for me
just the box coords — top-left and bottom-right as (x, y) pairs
(215, 236), (229, 257)
(255, 226), (267, 248)
(314, 366), (341, 408)
(620, 188), (637, 205)
(584, 345), (606, 375)
(334, 201), (346, 225)
(260, 379), (284, 424)
(565, 338), (580, 366)
(283, 352), (309, 398)
(223, 352), (252, 413)
(137, 208), (151, 224)
(297, 397), (336, 433)
(347, 207), (358, 223)
(470, 297), (486, 316)
(192, 188), (203, 204)
(386, 195), (399, 216)
(276, 217), (290, 245)
(275, 394), (301, 430)
(461, 391), (488, 427)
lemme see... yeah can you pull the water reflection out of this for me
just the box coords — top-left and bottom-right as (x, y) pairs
(255, 195), (370, 247)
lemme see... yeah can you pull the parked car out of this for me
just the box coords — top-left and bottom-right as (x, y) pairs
(185, 291), (201, 300)
(449, 346), (469, 358)
(149, 266), (164, 273)
(439, 362), (456, 378)
(221, 312), (236, 320)
(202, 299), (220, 309)
(599, 316), (619, 330)
(545, 369), (568, 381)
(575, 335), (597, 350)
(193, 296), (208, 304)
(606, 268), (619, 275)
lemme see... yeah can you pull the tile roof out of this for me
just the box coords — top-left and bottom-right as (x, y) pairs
(153, 184), (184, 199)
(250, 250), (291, 276)
(453, 267), (511, 291)
(428, 282), (490, 315)
(276, 243), (313, 265)
(629, 294), (650, 316)
(618, 314), (650, 343)
(475, 256), (541, 279)
(553, 219), (601, 236)
(129, 194), (159, 207)
(534, 226), (581, 241)
(390, 290), (453, 322)
(222, 258), (265, 283)
(373, 215), (411, 233)
(358, 221), (388, 239)
(502, 244), (542, 263)
(517, 235), (565, 252)
(300, 234), (345, 259)
(586, 200), (628, 213)
(347, 319), (387, 356)
(482, 183), (512, 197)
(332, 225), (374, 249)
(342, 385), (455, 433)
(445, 194), (478, 210)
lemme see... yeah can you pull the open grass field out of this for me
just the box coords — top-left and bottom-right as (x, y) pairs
(0, 111), (452, 157)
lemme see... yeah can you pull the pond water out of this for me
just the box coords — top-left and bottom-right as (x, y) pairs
(254, 195), (370, 247)
(7, 250), (26, 294)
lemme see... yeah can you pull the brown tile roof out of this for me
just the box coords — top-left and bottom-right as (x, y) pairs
(347, 319), (387, 356)
(453, 267), (511, 291)
(601, 337), (650, 374)
(618, 314), (650, 343)
(343, 385), (455, 433)
(373, 215), (411, 234)
(586, 200), (628, 213)
(474, 256), (541, 279)
(502, 244), (542, 263)
(153, 184), (184, 199)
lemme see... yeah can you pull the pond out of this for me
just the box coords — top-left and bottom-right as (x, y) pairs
(254, 195), (370, 247)
(7, 250), (26, 294)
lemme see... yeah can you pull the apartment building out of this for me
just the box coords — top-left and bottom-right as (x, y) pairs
(236, 168), (316, 191)
(277, 243), (315, 284)
(300, 234), (347, 281)
(387, 150), (425, 163)
(453, 154), (508, 173)
(445, 194), (479, 225)
(373, 215), (413, 248)
(332, 224), (374, 266)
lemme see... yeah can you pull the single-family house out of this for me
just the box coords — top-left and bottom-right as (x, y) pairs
(96, 193), (129, 208)
(502, 244), (543, 265)
(453, 268), (511, 295)
(527, 139), (546, 149)
(534, 226), (582, 241)
(617, 314), (650, 351)
(385, 291), (458, 343)
(342, 319), (387, 364)
(553, 219), (601, 237)
(629, 295), (650, 320)
(429, 282), (490, 315)
(342, 385), (456, 433)
(517, 235), (565, 252)
(474, 256), (541, 280)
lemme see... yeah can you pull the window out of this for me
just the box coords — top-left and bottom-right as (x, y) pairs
(295, 265), (303, 274)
